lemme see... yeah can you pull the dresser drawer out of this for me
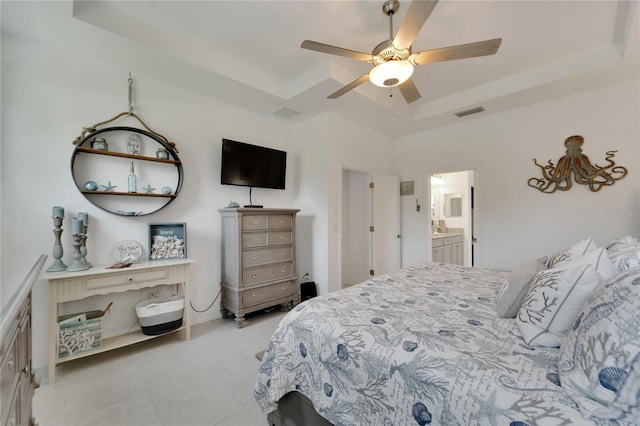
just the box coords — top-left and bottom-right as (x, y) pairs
(86, 268), (169, 291)
(270, 215), (293, 229)
(243, 263), (293, 286)
(242, 281), (293, 307)
(243, 246), (292, 267)
(270, 231), (292, 245)
(242, 231), (293, 249)
(242, 232), (269, 248)
(242, 215), (269, 230)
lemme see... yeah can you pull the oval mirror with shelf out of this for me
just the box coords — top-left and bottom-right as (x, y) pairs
(71, 126), (183, 216)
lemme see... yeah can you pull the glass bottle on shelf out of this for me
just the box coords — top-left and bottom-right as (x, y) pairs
(128, 162), (137, 193)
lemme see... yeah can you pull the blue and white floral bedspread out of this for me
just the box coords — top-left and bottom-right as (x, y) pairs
(254, 262), (605, 425)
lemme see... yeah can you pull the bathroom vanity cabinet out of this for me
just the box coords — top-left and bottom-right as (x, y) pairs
(432, 234), (463, 265)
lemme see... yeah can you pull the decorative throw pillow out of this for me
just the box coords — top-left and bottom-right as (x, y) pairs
(606, 236), (640, 273)
(591, 353), (640, 423)
(606, 235), (639, 250)
(558, 267), (640, 408)
(516, 263), (601, 347)
(496, 257), (547, 318)
(554, 247), (616, 281)
(546, 238), (598, 268)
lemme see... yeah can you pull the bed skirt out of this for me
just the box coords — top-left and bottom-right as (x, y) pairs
(267, 392), (333, 426)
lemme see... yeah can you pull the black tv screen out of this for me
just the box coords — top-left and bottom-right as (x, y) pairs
(220, 139), (287, 190)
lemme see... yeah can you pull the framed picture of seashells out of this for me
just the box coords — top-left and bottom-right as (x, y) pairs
(148, 222), (187, 261)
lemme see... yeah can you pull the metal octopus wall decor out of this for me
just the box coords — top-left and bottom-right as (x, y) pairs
(527, 135), (627, 193)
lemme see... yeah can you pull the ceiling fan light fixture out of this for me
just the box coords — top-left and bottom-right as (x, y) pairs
(369, 60), (414, 87)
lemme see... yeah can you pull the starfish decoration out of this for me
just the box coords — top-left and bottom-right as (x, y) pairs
(469, 389), (510, 426)
(143, 184), (156, 193)
(100, 181), (117, 192)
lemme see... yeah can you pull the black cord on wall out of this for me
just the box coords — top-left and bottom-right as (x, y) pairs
(190, 288), (222, 313)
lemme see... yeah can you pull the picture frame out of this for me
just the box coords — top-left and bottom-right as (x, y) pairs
(400, 180), (415, 196)
(148, 222), (187, 261)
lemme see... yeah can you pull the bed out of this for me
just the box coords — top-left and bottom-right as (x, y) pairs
(254, 244), (640, 426)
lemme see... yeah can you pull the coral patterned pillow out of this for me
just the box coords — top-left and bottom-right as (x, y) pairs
(546, 238), (598, 268)
(516, 263), (601, 347)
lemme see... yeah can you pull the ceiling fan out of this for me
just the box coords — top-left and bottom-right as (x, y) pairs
(301, 0), (502, 104)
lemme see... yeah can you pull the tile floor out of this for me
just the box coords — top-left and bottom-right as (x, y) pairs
(33, 309), (287, 426)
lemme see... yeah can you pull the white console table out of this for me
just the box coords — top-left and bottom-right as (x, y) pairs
(41, 259), (194, 384)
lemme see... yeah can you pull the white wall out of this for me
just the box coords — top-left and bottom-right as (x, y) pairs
(1, 1), (298, 368)
(397, 80), (640, 270)
(290, 114), (329, 296)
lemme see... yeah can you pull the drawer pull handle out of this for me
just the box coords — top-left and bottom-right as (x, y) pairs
(252, 256), (257, 260)
(281, 270), (286, 273)
(281, 287), (285, 290)
(251, 274), (257, 279)
(8, 358), (14, 370)
(251, 293), (256, 297)
(281, 253), (286, 256)
(128, 277), (133, 282)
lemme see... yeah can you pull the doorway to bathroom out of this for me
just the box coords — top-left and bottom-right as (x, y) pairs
(429, 170), (479, 267)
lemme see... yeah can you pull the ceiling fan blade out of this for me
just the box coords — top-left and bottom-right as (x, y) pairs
(398, 78), (422, 104)
(301, 40), (373, 62)
(393, 0), (439, 51)
(412, 38), (502, 65)
(327, 74), (370, 99)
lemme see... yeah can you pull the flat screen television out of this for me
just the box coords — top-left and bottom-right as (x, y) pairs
(220, 139), (287, 190)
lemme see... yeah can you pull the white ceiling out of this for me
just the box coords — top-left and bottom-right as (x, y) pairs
(71, 0), (639, 137)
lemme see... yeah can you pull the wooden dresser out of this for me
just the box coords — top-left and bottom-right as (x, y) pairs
(219, 208), (300, 327)
(1, 254), (47, 426)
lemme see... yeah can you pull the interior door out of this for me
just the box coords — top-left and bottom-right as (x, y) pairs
(370, 172), (401, 276)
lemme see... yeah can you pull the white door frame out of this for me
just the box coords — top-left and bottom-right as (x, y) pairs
(428, 169), (482, 267)
(339, 168), (401, 288)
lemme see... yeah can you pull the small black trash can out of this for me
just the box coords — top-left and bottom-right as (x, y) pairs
(300, 281), (317, 302)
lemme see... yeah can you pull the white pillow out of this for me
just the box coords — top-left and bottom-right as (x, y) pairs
(546, 238), (597, 269)
(554, 247), (616, 280)
(516, 263), (601, 347)
(559, 267), (640, 409)
(496, 257), (547, 318)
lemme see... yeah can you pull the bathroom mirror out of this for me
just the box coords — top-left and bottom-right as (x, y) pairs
(444, 193), (462, 217)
